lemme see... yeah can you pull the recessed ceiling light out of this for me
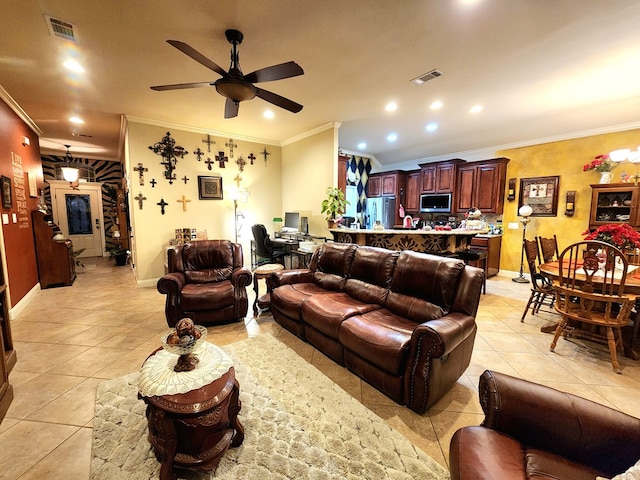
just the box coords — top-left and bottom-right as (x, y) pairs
(357, 142), (367, 150)
(387, 133), (398, 142)
(425, 122), (438, 132)
(63, 59), (85, 73)
(430, 100), (443, 110)
(385, 102), (397, 112)
(469, 105), (483, 114)
(263, 110), (275, 119)
(69, 116), (84, 124)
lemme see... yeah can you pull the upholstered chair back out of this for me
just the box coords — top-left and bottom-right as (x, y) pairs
(344, 246), (399, 305)
(169, 240), (242, 283)
(312, 242), (357, 291)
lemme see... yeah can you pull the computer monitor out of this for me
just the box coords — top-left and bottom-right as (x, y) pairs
(283, 212), (300, 231)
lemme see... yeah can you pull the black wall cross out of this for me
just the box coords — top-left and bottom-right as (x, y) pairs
(205, 157), (214, 170)
(157, 198), (168, 215)
(149, 132), (188, 185)
(150, 179), (157, 188)
(261, 147), (271, 166)
(248, 153), (256, 165)
(216, 151), (228, 168)
(193, 147), (204, 162)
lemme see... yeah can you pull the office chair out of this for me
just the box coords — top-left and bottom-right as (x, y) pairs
(251, 224), (286, 266)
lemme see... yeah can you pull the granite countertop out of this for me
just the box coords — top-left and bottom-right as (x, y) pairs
(329, 228), (485, 235)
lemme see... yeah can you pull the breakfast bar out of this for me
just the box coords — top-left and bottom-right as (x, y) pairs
(328, 228), (481, 254)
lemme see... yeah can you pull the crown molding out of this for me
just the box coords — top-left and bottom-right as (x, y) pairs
(0, 85), (43, 136)
(281, 122), (341, 146)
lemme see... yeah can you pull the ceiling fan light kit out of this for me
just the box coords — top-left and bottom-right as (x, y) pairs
(151, 29), (304, 118)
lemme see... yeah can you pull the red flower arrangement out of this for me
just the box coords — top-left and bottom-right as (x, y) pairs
(583, 154), (614, 172)
(583, 223), (640, 251)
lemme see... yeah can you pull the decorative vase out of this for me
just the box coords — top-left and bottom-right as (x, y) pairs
(599, 171), (614, 184)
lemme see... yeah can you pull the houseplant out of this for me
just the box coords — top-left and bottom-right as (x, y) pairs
(583, 223), (640, 251)
(321, 187), (348, 228)
(109, 246), (129, 266)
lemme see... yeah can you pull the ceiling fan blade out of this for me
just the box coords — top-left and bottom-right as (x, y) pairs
(166, 40), (228, 77)
(244, 61), (304, 83)
(256, 88), (303, 114)
(225, 98), (239, 118)
(150, 82), (213, 91)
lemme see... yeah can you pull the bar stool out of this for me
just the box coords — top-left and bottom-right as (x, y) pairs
(252, 263), (284, 316)
(458, 249), (487, 294)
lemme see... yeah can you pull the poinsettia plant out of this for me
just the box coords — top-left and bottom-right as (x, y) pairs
(583, 154), (614, 172)
(583, 223), (640, 251)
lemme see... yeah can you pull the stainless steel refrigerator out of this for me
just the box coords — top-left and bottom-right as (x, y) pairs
(365, 197), (396, 229)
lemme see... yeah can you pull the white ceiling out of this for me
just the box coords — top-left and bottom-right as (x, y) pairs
(1, 0), (640, 167)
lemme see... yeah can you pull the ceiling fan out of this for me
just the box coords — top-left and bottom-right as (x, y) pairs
(150, 29), (304, 118)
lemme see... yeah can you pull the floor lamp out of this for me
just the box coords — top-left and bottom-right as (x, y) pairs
(512, 204), (533, 283)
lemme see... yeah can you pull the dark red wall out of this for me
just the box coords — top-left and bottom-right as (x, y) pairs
(0, 98), (41, 306)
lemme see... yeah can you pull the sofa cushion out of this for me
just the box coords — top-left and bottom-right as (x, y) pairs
(339, 308), (416, 375)
(386, 251), (464, 322)
(344, 246), (398, 305)
(270, 283), (329, 320)
(312, 243), (357, 291)
(180, 281), (234, 311)
(302, 292), (381, 339)
(526, 447), (606, 480)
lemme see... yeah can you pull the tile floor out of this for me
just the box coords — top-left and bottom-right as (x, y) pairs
(1, 256), (640, 479)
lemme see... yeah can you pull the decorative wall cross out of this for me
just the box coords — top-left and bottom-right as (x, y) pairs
(177, 195), (191, 212)
(204, 157), (214, 170)
(150, 179), (157, 188)
(216, 151), (228, 168)
(261, 147), (271, 166)
(236, 155), (246, 172)
(202, 134), (215, 152)
(248, 153), (256, 165)
(133, 163), (148, 185)
(193, 147), (204, 162)
(182, 175), (189, 184)
(134, 192), (147, 210)
(157, 198), (168, 215)
(225, 139), (238, 158)
(148, 132), (188, 185)
(234, 174), (242, 187)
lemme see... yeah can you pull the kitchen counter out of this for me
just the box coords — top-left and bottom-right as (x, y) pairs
(328, 228), (483, 254)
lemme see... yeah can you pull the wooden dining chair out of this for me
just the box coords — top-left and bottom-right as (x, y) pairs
(521, 238), (556, 322)
(550, 240), (633, 373)
(536, 234), (559, 264)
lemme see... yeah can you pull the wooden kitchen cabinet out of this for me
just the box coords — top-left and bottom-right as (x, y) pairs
(338, 154), (349, 197)
(470, 235), (502, 277)
(455, 157), (509, 214)
(404, 170), (421, 212)
(420, 160), (463, 193)
(368, 171), (404, 198)
(589, 183), (640, 230)
(32, 210), (76, 288)
(368, 175), (381, 197)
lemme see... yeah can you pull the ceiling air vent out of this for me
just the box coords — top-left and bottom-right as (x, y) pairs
(45, 15), (78, 43)
(411, 69), (443, 85)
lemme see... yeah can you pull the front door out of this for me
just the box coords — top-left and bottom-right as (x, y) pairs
(49, 181), (105, 257)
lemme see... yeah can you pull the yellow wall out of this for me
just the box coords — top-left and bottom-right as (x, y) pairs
(282, 124), (338, 237)
(498, 128), (640, 273)
(126, 121), (282, 285)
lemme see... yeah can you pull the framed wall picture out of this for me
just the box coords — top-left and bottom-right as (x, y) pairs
(198, 175), (223, 200)
(518, 176), (559, 216)
(1, 176), (11, 209)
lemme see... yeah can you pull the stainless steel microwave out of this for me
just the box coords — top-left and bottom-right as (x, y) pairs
(420, 193), (452, 213)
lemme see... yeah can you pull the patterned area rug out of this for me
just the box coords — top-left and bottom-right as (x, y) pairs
(90, 335), (449, 480)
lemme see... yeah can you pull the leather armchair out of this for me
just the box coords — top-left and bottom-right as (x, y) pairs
(450, 370), (640, 480)
(157, 240), (252, 327)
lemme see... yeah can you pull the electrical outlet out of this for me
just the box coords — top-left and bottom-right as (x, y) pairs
(508, 222), (520, 229)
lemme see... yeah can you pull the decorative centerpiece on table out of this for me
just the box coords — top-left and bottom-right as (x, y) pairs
(583, 223), (640, 251)
(161, 318), (208, 372)
(583, 154), (615, 184)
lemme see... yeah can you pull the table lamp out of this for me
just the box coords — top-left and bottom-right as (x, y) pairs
(512, 204), (533, 283)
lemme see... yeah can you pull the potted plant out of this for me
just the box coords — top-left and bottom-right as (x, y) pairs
(321, 186), (349, 228)
(109, 246), (129, 266)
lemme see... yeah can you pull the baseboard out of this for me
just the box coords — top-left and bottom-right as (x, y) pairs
(8, 282), (41, 320)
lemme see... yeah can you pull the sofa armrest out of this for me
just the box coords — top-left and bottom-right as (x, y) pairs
(157, 272), (186, 295)
(271, 269), (313, 288)
(231, 266), (252, 289)
(479, 370), (640, 476)
(410, 312), (477, 358)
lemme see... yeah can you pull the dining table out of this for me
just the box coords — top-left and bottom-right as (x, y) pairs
(539, 260), (640, 360)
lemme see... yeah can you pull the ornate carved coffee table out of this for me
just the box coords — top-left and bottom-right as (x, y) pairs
(139, 345), (244, 480)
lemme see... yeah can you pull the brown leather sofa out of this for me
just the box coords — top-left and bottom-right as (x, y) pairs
(157, 240), (252, 327)
(269, 242), (484, 413)
(450, 370), (640, 480)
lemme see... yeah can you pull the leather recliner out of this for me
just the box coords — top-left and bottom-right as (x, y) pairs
(157, 240), (252, 327)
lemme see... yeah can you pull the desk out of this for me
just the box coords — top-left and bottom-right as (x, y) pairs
(539, 260), (640, 359)
(271, 238), (299, 268)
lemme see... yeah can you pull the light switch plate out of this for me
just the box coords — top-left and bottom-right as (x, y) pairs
(508, 222), (520, 229)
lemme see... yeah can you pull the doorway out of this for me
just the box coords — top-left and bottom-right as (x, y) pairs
(48, 181), (105, 257)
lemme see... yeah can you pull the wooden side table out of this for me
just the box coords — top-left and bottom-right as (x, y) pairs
(139, 365), (244, 480)
(253, 263), (284, 316)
